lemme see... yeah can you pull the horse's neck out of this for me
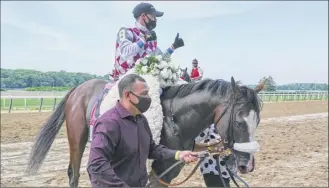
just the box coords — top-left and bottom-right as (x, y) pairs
(171, 94), (222, 140)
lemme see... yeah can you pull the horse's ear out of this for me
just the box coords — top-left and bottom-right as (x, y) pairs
(231, 76), (238, 94)
(231, 76), (236, 88)
(254, 78), (267, 93)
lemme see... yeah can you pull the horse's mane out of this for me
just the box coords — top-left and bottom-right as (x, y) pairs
(162, 78), (263, 114)
(161, 79), (233, 99)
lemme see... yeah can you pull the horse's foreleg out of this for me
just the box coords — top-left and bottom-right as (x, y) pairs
(66, 113), (89, 188)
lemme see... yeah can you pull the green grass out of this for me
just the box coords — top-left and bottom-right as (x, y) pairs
(1, 97), (63, 111)
(0, 93), (328, 111)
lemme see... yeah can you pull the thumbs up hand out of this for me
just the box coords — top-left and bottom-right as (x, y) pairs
(172, 33), (184, 49)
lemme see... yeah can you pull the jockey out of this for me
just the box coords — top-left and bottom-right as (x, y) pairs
(190, 58), (203, 82)
(110, 2), (185, 81)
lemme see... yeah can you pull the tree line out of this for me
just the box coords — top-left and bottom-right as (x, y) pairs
(1, 68), (109, 89)
(251, 76), (328, 91)
(1, 68), (328, 91)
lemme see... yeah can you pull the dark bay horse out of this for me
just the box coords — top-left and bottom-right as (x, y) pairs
(177, 71), (252, 187)
(149, 78), (265, 186)
(26, 77), (265, 188)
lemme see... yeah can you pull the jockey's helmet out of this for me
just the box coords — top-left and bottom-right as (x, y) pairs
(192, 59), (198, 65)
(133, 2), (164, 19)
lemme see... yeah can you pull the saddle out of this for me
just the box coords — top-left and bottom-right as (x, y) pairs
(87, 82), (115, 141)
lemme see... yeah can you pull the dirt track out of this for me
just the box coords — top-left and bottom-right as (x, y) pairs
(1, 101), (328, 187)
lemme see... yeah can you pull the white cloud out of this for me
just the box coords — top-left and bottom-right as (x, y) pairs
(1, 7), (64, 40)
(1, 3), (79, 54)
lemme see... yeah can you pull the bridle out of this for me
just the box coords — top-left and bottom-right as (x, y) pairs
(212, 91), (246, 188)
(147, 87), (251, 188)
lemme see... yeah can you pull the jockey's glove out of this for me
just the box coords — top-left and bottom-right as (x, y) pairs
(172, 33), (184, 49)
(145, 31), (157, 41)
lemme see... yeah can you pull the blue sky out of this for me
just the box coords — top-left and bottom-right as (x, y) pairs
(1, 1), (328, 84)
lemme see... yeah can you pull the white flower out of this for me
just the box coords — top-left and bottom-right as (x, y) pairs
(172, 73), (178, 81)
(162, 56), (171, 63)
(152, 68), (160, 76)
(135, 58), (143, 65)
(167, 62), (174, 71)
(157, 61), (168, 70)
(159, 79), (167, 87)
(160, 68), (169, 79)
(171, 62), (180, 72)
(141, 58), (148, 65)
(141, 66), (148, 74)
(155, 55), (162, 62)
(167, 69), (173, 80)
(151, 71), (158, 76)
(170, 79), (176, 85)
(145, 54), (151, 58)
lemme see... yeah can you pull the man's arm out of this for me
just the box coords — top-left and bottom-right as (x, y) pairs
(152, 32), (184, 59)
(117, 27), (145, 60)
(148, 135), (199, 163)
(198, 67), (203, 80)
(142, 117), (178, 160)
(148, 137), (178, 161)
(87, 119), (129, 187)
(153, 45), (175, 60)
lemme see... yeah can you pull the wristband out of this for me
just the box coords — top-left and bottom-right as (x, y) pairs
(175, 151), (180, 160)
(137, 40), (145, 48)
(167, 47), (174, 54)
(207, 146), (214, 151)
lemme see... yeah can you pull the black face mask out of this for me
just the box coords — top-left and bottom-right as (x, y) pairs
(143, 15), (157, 30)
(129, 92), (152, 113)
(193, 64), (197, 68)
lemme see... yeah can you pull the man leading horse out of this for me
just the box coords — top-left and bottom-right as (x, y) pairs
(26, 2), (266, 188)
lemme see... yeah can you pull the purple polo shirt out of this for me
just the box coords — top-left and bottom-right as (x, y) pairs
(87, 101), (177, 187)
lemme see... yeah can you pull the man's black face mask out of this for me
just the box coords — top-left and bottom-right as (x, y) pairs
(143, 14), (157, 30)
(129, 92), (152, 113)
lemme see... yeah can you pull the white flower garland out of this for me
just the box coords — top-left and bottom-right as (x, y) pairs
(135, 55), (181, 88)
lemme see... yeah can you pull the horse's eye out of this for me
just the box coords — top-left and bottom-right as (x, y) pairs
(235, 121), (244, 128)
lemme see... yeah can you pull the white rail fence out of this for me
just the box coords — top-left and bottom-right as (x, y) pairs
(1, 92), (328, 113)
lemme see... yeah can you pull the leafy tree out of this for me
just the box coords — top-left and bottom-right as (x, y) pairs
(259, 76), (276, 91)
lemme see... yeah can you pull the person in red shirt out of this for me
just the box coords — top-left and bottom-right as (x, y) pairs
(190, 59), (203, 82)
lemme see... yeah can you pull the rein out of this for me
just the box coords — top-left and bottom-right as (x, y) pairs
(146, 149), (231, 187)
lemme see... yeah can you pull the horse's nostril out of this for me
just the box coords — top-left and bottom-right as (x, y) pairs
(238, 166), (248, 174)
(238, 166), (246, 170)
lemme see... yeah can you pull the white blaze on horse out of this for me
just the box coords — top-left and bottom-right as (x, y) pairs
(26, 55), (266, 188)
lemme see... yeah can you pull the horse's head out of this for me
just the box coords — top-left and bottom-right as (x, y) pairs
(179, 67), (191, 83)
(149, 78), (265, 186)
(212, 77), (265, 174)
